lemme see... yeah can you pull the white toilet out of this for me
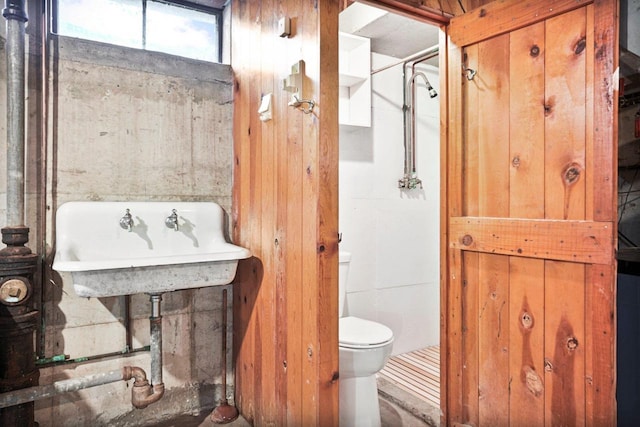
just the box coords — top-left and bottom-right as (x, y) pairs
(339, 251), (394, 427)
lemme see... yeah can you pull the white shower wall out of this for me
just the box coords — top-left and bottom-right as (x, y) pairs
(339, 52), (440, 356)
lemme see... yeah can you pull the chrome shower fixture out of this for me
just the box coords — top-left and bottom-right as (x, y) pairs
(400, 69), (438, 189)
(425, 80), (438, 98)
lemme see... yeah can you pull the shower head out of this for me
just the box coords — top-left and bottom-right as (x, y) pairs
(409, 71), (438, 99)
(425, 82), (438, 98)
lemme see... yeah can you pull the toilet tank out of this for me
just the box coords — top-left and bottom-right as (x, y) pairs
(339, 251), (351, 317)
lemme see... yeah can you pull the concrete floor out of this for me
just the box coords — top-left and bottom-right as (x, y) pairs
(147, 397), (432, 426)
(149, 378), (438, 427)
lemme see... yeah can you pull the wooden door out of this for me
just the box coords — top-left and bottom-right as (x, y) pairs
(441, 0), (618, 425)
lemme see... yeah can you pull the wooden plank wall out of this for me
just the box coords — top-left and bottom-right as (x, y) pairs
(231, 1), (340, 425)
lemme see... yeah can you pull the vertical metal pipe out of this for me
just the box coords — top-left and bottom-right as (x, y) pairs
(3, 0), (28, 226)
(0, 3), (37, 426)
(402, 63), (412, 181)
(149, 294), (162, 387)
(399, 52), (438, 189)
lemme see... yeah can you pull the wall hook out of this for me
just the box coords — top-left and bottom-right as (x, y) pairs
(463, 64), (477, 80)
(462, 52), (477, 81)
(288, 94), (315, 114)
(283, 60), (315, 114)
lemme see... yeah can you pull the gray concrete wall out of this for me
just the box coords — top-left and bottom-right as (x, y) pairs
(621, 0), (640, 57)
(0, 13), (236, 424)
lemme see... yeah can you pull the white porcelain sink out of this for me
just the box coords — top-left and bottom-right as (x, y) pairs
(52, 201), (251, 298)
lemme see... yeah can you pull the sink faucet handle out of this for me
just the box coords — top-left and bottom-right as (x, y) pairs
(165, 209), (179, 231)
(120, 208), (134, 232)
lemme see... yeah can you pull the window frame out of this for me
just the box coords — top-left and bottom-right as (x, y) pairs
(50, 0), (224, 63)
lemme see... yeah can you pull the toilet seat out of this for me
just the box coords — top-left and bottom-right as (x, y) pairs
(339, 316), (394, 349)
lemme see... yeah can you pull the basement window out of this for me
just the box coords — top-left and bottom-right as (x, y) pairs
(52, 0), (222, 63)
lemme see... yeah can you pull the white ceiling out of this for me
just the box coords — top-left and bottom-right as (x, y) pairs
(339, 3), (439, 59)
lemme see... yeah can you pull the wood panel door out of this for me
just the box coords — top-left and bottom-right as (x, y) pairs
(441, 0), (618, 425)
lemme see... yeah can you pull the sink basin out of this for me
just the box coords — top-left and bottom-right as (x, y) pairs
(52, 201), (251, 297)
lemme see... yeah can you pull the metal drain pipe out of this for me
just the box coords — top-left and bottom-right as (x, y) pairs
(0, 295), (166, 410)
(0, 2), (40, 426)
(0, 366), (161, 410)
(0, 369), (133, 408)
(4, 0), (27, 227)
(143, 293), (165, 408)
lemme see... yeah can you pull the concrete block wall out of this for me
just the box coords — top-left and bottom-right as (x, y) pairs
(0, 17), (236, 424)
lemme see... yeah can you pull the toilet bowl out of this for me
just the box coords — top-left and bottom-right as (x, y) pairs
(339, 252), (394, 427)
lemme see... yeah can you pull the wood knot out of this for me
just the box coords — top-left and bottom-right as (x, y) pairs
(544, 358), (553, 372)
(563, 162), (582, 185)
(566, 336), (579, 351)
(512, 156), (521, 168)
(523, 366), (543, 397)
(530, 45), (540, 57)
(331, 371), (339, 383)
(574, 36), (587, 55)
(543, 96), (556, 116)
(461, 234), (473, 246)
(521, 311), (534, 329)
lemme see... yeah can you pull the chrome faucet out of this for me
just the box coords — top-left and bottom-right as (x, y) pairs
(165, 209), (179, 231)
(119, 209), (134, 232)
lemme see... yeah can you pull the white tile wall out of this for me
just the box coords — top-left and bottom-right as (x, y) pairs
(340, 52), (440, 355)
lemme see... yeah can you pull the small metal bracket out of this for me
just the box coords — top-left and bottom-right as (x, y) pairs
(288, 94), (315, 114)
(463, 64), (477, 81)
(283, 60), (316, 114)
(462, 52), (477, 81)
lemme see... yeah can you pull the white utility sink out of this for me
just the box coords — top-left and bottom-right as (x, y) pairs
(52, 201), (251, 298)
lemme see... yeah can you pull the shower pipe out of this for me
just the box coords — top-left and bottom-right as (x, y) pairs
(0, 294), (165, 409)
(399, 49), (439, 189)
(370, 44), (438, 76)
(404, 56), (438, 189)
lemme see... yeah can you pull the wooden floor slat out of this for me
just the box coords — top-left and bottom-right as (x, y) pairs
(378, 345), (440, 406)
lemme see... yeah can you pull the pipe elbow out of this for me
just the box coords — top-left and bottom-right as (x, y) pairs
(123, 366), (147, 383)
(131, 382), (165, 409)
(123, 366), (165, 409)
